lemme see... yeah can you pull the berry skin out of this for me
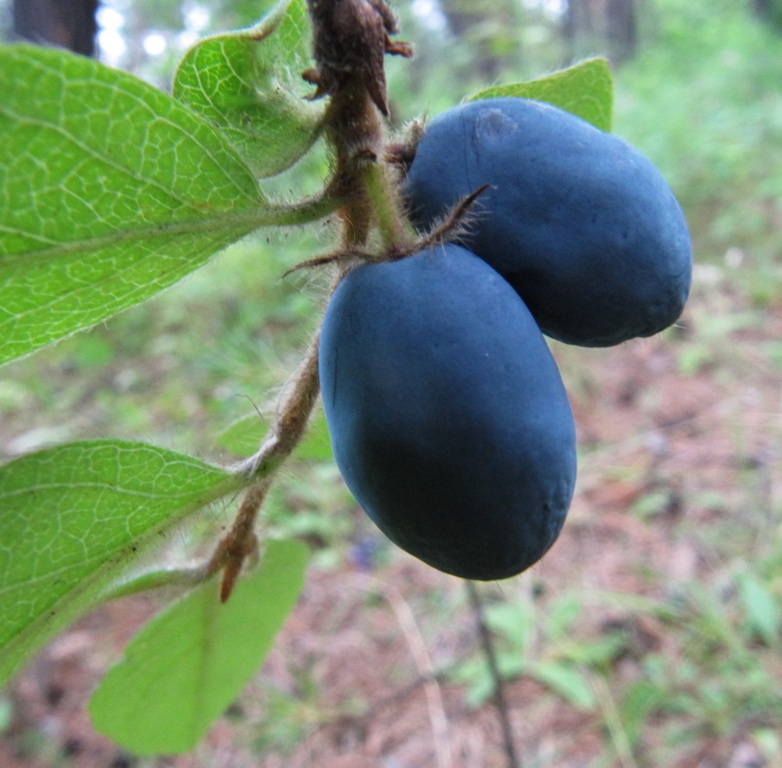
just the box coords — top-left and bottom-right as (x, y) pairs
(404, 97), (693, 347)
(318, 244), (577, 580)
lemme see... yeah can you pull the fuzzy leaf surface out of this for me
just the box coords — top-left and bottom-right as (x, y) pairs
(469, 58), (614, 132)
(0, 45), (267, 366)
(89, 540), (308, 755)
(173, 0), (324, 178)
(0, 440), (241, 686)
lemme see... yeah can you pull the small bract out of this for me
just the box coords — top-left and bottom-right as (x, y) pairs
(319, 244), (577, 580)
(404, 97), (693, 347)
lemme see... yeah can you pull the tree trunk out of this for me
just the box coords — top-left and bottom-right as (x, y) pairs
(605, 0), (637, 64)
(13, 0), (99, 57)
(562, 0), (594, 44)
(753, 0), (782, 30)
(438, 0), (521, 81)
(562, 0), (596, 61)
(754, 0), (772, 17)
(563, 0), (638, 64)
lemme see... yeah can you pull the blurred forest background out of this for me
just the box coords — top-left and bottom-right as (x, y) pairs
(1, 1), (782, 767)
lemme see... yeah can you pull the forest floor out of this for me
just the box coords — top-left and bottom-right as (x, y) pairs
(2, 254), (782, 768)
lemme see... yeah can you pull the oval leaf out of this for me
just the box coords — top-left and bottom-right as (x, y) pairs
(468, 57), (614, 132)
(531, 661), (596, 711)
(0, 440), (242, 686)
(0, 44), (269, 366)
(173, 0), (325, 178)
(89, 539), (309, 755)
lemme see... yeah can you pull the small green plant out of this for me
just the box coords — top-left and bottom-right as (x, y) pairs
(451, 592), (625, 711)
(0, 0), (690, 757)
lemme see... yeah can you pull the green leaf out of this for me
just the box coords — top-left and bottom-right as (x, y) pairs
(483, 601), (532, 652)
(555, 635), (625, 668)
(736, 571), (780, 646)
(89, 539), (308, 755)
(0, 440), (242, 686)
(173, 0), (325, 178)
(464, 672), (496, 710)
(545, 593), (582, 641)
(0, 697), (12, 733)
(468, 57), (614, 132)
(0, 44), (271, 366)
(530, 661), (596, 711)
(450, 652), (525, 710)
(217, 410), (332, 462)
(293, 413), (334, 461)
(216, 413), (266, 457)
(619, 680), (663, 747)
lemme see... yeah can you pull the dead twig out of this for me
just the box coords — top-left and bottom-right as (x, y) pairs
(467, 581), (522, 768)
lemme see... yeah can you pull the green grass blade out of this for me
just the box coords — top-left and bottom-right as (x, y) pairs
(0, 44), (267, 366)
(89, 539), (308, 755)
(0, 440), (242, 686)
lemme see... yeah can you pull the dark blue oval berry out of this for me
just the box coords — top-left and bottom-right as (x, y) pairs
(319, 244), (577, 580)
(404, 98), (692, 347)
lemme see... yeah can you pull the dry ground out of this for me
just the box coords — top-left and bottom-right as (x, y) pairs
(2, 261), (781, 768)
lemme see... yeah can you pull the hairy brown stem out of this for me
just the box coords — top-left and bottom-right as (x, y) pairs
(309, 0), (413, 253)
(208, 0), (413, 601)
(234, 330), (323, 481)
(213, 322), (327, 601)
(306, 79), (415, 262)
(208, 479), (269, 601)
